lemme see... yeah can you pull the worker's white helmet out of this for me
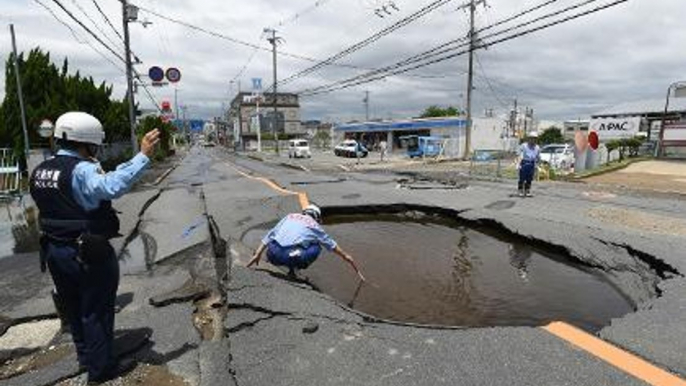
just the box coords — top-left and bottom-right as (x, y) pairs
(527, 131), (539, 139)
(302, 204), (322, 223)
(53, 112), (105, 146)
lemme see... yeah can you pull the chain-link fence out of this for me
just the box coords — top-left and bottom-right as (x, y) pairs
(468, 149), (519, 180)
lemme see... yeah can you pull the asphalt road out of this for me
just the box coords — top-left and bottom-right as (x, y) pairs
(3, 146), (686, 386)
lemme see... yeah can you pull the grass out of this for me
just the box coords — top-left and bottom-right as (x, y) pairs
(566, 156), (652, 180)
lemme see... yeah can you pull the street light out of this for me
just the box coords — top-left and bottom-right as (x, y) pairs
(657, 80), (686, 157)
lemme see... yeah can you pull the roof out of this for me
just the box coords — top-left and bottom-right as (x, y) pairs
(593, 98), (686, 117)
(335, 117), (467, 133)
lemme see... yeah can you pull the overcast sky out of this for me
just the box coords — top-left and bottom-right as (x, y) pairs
(0, 0), (684, 123)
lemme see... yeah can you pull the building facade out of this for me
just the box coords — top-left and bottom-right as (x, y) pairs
(227, 92), (302, 145)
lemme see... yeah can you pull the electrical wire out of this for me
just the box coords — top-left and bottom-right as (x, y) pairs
(49, 0), (125, 62)
(33, 0), (125, 73)
(273, 0), (466, 89)
(68, 0), (122, 49)
(297, 0), (629, 96)
(273, 0), (336, 29)
(91, 0), (124, 41)
(297, 0), (608, 94)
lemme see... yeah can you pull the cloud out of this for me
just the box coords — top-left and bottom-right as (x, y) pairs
(1, 0), (684, 123)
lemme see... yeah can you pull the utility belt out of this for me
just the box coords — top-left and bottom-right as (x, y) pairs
(40, 232), (112, 272)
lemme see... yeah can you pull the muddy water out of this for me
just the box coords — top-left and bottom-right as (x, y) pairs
(244, 213), (633, 331)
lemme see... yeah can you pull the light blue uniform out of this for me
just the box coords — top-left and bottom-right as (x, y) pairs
(518, 143), (541, 163)
(262, 213), (337, 251)
(57, 149), (150, 210)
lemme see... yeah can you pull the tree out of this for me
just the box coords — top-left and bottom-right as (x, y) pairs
(538, 127), (565, 145)
(137, 115), (174, 161)
(0, 48), (132, 158)
(419, 105), (462, 118)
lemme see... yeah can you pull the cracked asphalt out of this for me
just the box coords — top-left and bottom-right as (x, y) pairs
(2, 146), (686, 385)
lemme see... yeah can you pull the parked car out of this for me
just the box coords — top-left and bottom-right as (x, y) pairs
(288, 139), (311, 158)
(540, 144), (574, 169)
(334, 140), (368, 158)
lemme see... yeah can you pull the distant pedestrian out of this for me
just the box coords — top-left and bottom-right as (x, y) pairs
(517, 132), (541, 197)
(30, 112), (160, 384)
(248, 204), (365, 282)
(379, 140), (388, 162)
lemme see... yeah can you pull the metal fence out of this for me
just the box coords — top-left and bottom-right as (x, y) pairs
(0, 149), (21, 197)
(469, 149), (519, 179)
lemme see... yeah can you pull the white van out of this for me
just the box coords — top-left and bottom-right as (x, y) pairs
(288, 139), (311, 159)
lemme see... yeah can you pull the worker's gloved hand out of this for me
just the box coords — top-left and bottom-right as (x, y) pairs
(141, 129), (161, 158)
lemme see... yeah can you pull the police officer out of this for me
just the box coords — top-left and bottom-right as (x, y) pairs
(247, 204), (365, 281)
(517, 132), (541, 197)
(30, 112), (160, 384)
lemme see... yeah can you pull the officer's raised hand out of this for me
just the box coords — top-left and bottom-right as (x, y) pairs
(141, 129), (161, 158)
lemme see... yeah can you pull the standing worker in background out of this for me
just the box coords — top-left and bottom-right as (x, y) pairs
(248, 204), (365, 282)
(30, 112), (160, 384)
(517, 132), (541, 197)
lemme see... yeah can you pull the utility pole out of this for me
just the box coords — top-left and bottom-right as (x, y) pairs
(174, 87), (179, 122)
(364, 90), (370, 121)
(9, 24), (29, 161)
(265, 28), (281, 154)
(512, 98), (518, 137)
(464, 0), (476, 158)
(122, 0), (139, 152)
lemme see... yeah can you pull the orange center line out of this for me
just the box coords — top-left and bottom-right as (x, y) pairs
(543, 322), (686, 386)
(228, 163), (310, 209)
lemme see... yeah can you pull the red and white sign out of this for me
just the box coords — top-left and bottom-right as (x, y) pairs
(166, 67), (182, 83)
(588, 131), (599, 150)
(589, 117), (641, 140)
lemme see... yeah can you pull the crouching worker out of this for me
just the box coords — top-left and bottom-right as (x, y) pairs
(247, 205), (365, 282)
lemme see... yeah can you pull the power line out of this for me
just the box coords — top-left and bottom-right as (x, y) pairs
(295, 0), (596, 95)
(68, 0), (123, 49)
(230, 0), (337, 85)
(273, 0), (467, 89)
(91, 0), (124, 41)
(272, 0), (336, 29)
(135, 5), (331, 64)
(298, 0), (607, 95)
(40, 0), (161, 111)
(298, 0), (629, 96)
(49, 0), (125, 62)
(33, 0), (125, 72)
(474, 52), (508, 108)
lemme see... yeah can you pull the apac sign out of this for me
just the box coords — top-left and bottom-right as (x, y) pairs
(589, 117), (641, 140)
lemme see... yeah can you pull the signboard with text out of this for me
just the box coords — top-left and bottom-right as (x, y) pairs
(589, 117), (641, 141)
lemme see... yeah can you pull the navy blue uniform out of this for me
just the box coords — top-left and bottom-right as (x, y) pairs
(30, 149), (149, 381)
(518, 143), (540, 193)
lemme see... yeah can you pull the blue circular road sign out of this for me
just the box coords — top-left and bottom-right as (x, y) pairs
(148, 66), (164, 82)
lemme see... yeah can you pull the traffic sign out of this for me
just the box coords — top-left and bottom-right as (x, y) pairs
(166, 67), (182, 83)
(588, 131), (599, 151)
(252, 78), (263, 91)
(148, 66), (164, 82)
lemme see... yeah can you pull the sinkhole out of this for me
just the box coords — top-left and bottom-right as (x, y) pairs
(243, 211), (635, 331)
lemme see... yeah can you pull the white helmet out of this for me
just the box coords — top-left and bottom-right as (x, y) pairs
(527, 131), (539, 139)
(53, 112), (105, 145)
(302, 204), (322, 223)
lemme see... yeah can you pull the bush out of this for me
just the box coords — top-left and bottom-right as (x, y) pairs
(605, 137), (644, 161)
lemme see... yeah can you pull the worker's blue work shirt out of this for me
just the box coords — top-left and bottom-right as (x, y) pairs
(519, 143), (541, 163)
(58, 149), (150, 211)
(262, 213), (337, 251)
